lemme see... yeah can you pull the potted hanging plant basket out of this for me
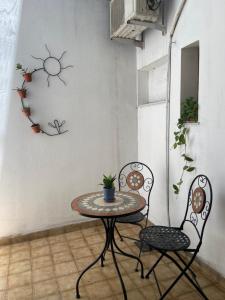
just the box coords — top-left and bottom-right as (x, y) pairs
(17, 88), (27, 98)
(31, 123), (40, 133)
(22, 107), (31, 117)
(100, 174), (116, 202)
(16, 63), (32, 82)
(23, 72), (32, 82)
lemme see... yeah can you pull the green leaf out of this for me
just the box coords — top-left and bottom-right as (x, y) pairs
(173, 143), (177, 149)
(183, 166), (188, 170)
(16, 63), (22, 70)
(173, 184), (179, 192)
(187, 167), (195, 172)
(184, 155), (193, 162)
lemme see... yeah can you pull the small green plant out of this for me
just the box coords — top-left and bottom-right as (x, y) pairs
(172, 118), (195, 195)
(100, 174), (116, 189)
(181, 97), (198, 122)
(16, 63), (28, 75)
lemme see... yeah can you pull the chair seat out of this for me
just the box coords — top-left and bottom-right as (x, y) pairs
(139, 226), (190, 251)
(116, 211), (145, 224)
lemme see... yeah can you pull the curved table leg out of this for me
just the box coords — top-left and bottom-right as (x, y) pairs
(76, 219), (109, 298)
(76, 217), (144, 300)
(110, 219), (128, 300)
(112, 222), (144, 278)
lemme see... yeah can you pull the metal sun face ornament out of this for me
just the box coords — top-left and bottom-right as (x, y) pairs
(32, 44), (73, 87)
(16, 45), (73, 136)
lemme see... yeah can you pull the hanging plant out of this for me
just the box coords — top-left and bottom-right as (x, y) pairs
(14, 45), (74, 136)
(16, 63), (32, 82)
(172, 97), (198, 194)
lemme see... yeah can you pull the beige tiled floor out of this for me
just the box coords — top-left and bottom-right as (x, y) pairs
(0, 222), (224, 300)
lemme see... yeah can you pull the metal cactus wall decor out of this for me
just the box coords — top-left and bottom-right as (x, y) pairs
(15, 45), (73, 136)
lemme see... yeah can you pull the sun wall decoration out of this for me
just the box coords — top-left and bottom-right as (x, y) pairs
(15, 45), (73, 136)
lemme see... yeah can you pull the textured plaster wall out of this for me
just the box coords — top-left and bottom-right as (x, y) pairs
(0, 0), (137, 237)
(137, 0), (225, 276)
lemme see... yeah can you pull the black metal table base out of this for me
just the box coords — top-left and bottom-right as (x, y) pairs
(76, 218), (144, 300)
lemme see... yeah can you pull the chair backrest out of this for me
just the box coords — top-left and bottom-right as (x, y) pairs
(118, 162), (154, 209)
(180, 174), (213, 246)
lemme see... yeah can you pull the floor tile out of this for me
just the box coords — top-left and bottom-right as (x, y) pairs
(8, 271), (31, 288)
(52, 251), (73, 264)
(32, 255), (53, 270)
(7, 285), (32, 300)
(68, 238), (87, 249)
(71, 247), (92, 259)
(75, 256), (95, 272)
(32, 265), (55, 283)
(86, 280), (113, 299)
(55, 261), (77, 277)
(0, 277), (7, 291)
(31, 246), (50, 258)
(33, 279), (58, 298)
(57, 273), (78, 291)
(50, 242), (69, 254)
(30, 238), (48, 249)
(9, 260), (31, 275)
(48, 234), (66, 245)
(10, 250), (30, 263)
(0, 246), (10, 257)
(65, 231), (83, 241)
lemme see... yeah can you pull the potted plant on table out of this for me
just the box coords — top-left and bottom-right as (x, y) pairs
(16, 63), (32, 82)
(100, 174), (116, 202)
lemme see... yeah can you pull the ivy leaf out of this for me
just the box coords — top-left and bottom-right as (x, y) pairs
(184, 155), (193, 162)
(173, 184), (179, 192)
(187, 167), (195, 172)
(173, 143), (177, 149)
(177, 180), (183, 186)
(179, 134), (186, 144)
(183, 166), (188, 170)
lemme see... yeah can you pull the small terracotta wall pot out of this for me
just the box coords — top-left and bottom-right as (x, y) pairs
(17, 89), (26, 98)
(31, 124), (40, 133)
(23, 73), (32, 82)
(22, 107), (30, 117)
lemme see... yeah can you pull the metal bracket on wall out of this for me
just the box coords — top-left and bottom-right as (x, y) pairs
(111, 36), (144, 49)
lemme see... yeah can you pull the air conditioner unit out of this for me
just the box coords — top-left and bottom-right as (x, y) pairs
(110, 0), (160, 40)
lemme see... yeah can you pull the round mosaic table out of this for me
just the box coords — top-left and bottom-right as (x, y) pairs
(71, 191), (146, 300)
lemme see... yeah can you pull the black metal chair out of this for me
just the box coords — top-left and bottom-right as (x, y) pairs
(115, 161), (154, 242)
(138, 174), (213, 299)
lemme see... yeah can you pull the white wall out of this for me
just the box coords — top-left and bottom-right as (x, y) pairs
(137, 0), (225, 276)
(0, 0), (137, 237)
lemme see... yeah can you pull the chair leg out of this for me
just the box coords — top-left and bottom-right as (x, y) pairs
(135, 240), (144, 272)
(160, 252), (209, 300)
(153, 270), (162, 297)
(145, 254), (164, 278)
(115, 225), (123, 241)
(174, 252), (201, 288)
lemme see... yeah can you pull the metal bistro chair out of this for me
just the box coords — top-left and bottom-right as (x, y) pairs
(138, 174), (213, 299)
(115, 162), (154, 242)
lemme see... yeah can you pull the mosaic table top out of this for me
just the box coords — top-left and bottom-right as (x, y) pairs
(71, 191), (146, 218)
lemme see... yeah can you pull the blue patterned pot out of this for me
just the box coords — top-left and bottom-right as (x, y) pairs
(103, 187), (115, 202)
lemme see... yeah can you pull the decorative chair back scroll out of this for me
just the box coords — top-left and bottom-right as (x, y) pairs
(181, 174), (213, 243)
(118, 162), (154, 210)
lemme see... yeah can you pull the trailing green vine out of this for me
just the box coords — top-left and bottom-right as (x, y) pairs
(172, 97), (198, 194)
